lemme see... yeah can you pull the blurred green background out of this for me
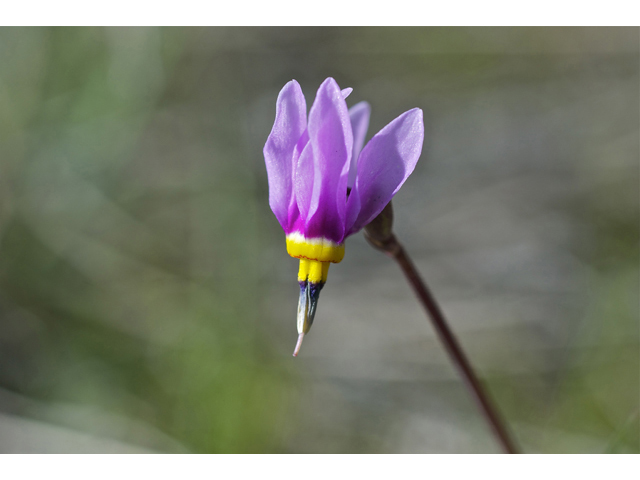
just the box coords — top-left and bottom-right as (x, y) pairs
(0, 27), (637, 453)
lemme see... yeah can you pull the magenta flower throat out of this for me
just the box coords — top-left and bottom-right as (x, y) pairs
(264, 77), (424, 356)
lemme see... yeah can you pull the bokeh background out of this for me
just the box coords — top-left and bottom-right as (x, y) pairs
(0, 27), (637, 453)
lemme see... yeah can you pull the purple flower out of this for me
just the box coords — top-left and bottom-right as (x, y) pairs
(264, 77), (424, 355)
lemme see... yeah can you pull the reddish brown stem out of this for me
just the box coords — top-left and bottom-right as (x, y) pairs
(373, 234), (519, 454)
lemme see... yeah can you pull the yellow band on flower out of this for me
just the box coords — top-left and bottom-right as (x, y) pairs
(286, 232), (345, 264)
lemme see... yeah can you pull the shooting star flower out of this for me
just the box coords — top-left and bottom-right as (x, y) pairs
(264, 77), (424, 356)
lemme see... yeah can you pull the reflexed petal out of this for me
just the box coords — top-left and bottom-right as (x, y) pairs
(295, 78), (353, 242)
(341, 87), (353, 98)
(347, 101), (371, 189)
(345, 108), (424, 236)
(263, 80), (307, 230)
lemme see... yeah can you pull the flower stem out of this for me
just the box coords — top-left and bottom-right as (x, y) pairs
(368, 233), (519, 454)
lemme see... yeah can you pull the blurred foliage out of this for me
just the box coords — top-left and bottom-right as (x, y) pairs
(0, 27), (297, 453)
(0, 27), (638, 453)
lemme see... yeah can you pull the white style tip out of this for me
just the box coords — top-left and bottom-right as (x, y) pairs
(293, 333), (305, 357)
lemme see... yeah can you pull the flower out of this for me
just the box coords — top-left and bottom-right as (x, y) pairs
(264, 77), (424, 355)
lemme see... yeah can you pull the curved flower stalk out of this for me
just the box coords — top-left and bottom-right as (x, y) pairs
(264, 77), (424, 356)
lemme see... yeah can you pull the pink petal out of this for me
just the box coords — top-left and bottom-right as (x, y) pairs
(347, 101), (371, 189)
(345, 108), (424, 236)
(295, 78), (353, 242)
(263, 80), (307, 230)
